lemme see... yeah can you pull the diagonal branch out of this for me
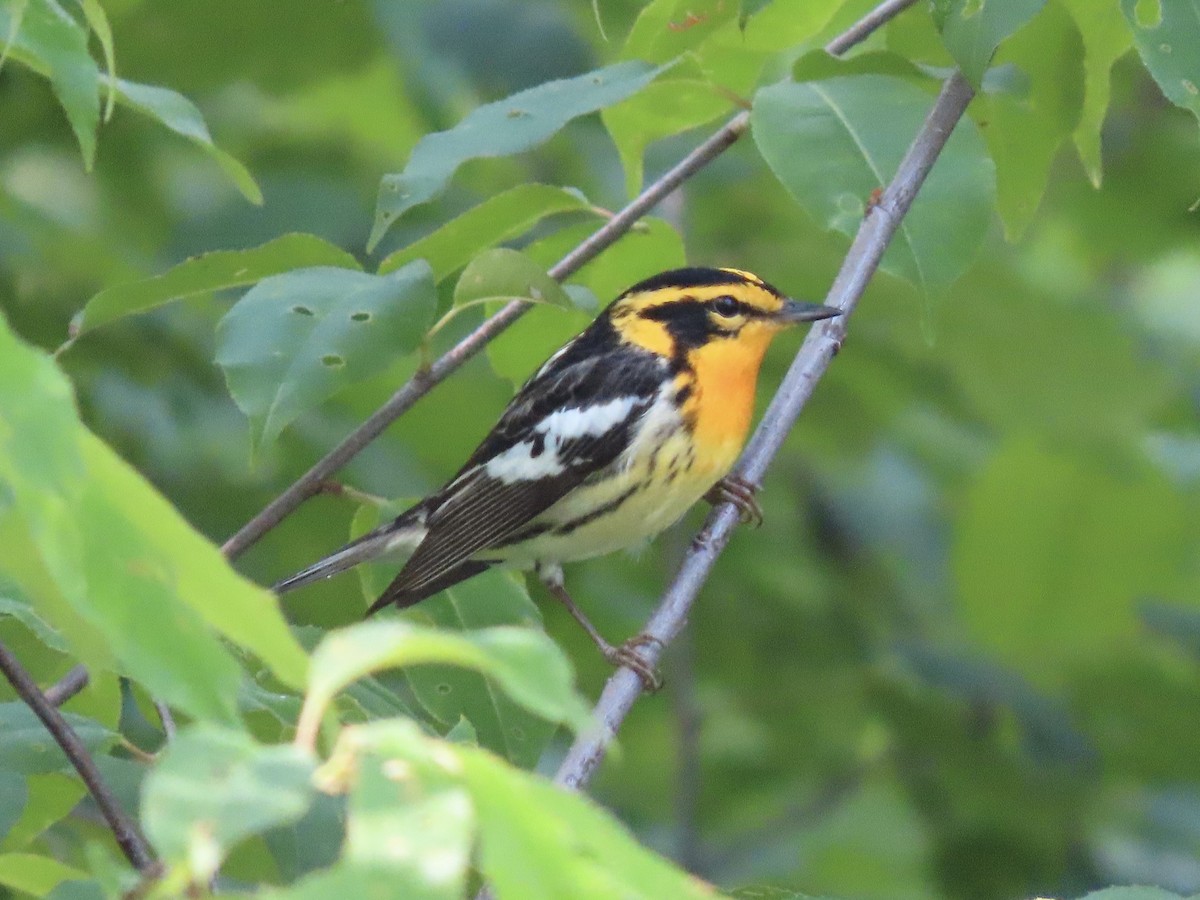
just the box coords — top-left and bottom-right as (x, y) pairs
(220, 0), (920, 561)
(0, 640), (157, 874)
(554, 70), (978, 791)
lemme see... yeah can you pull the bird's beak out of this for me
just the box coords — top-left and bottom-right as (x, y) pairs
(773, 298), (842, 325)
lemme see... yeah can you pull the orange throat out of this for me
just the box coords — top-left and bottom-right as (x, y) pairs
(682, 329), (774, 469)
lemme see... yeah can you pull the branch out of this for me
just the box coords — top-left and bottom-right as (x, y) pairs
(553, 70), (977, 792)
(43, 663), (89, 706)
(0, 640), (157, 874)
(221, 0), (921, 561)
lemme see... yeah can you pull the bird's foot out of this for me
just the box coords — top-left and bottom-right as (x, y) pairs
(603, 633), (664, 693)
(705, 475), (763, 527)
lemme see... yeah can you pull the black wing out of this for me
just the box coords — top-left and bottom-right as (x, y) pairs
(374, 333), (667, 608)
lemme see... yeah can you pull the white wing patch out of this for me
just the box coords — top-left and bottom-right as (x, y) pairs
(484, 395), (638, 484)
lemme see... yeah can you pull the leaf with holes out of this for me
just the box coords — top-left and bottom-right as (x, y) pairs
(752, 75), (994, 292)
(215, 261), (436, 452)
(1121, 0), (1200, 122)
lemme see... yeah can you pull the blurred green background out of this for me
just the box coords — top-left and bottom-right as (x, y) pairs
(3, 1), (1200, 898)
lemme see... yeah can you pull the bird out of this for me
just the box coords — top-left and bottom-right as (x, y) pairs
(274, 267), (839, 688)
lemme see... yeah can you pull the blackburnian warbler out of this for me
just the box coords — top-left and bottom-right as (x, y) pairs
(275, 267), (838, 688)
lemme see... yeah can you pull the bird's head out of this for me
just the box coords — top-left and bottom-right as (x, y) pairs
(606, 267), (839, 364)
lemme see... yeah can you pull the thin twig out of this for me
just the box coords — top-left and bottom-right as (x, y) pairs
(0, 640), (157, 873)
(824, 0), (918, 55)
(43, 664), (89, 707)
(553, 71), (977, 792)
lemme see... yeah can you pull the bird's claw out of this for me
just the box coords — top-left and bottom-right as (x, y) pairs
(706, 475), (763, 527)
(605, 634), (664, 692)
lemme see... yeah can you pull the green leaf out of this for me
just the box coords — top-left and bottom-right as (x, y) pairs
(296, 620), (590, 749)
(0, 852), (86, 898)
(460, 741), (716, 899)
(485, 302), (591, 389)
(74, 234), (360, 337)
(453, 248), (572, 312)
(622, 0), (738, 63)
(368, 61), (661, 251)
(0, 317), (308, 723)
(77, 0), (115, 121)
(970, 2), (1084, 239)
(751, 75), (995, 291)
(1059, 0), (1133, 185)
(404, 571), (560, 768)
(215, 261), (436, 452)
(377, 184), (594, 280)
(1080, 890), (1195, 900)
(931, 0), (1047, 86)
(0, 0), (100, 167)
(0, 703), (116, 775)
(0, 771), (28, 842)
(523, 216), (687, 305)
(114, 77), (262, 204)
(602, 77), (730, 197)
(142, 725), (316, 879)
(954, 440), (1190, 682)
(1120, 0), (1200, 122)
(0, 584), (69, 653)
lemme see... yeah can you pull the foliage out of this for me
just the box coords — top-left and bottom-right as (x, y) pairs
(1, 0), (1200, 898)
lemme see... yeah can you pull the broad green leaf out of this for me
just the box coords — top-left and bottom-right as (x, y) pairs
(142, 725), (316, 879)
(752, 75), (994, 291)
(460, 742), (716, 899)
(341, 725), (473, 897)
(602, 77), (730, 196)
(1121, 0), (1200, 122)
(404, 572), (559, 768)
(74, 234), (360, 336)
(523, 216), (687, 305)
(0, 0), (100, 167)
(1080, 890), (1196, 900)
(297, 620), (590, 748)
(453, 248), (572, 310)
(0, 318), (308, 723)
(622, 0), (738, 63)
(0, 772), (27, 843)
(1060, 0), (1133, 185)
(114, 77), (262, 204)
(0, 853), (86, 897)
(485, 302), (591, 389)
(368, 61), (661, 250)
(77, 430), (309, 691)
(0, 584), (69, 653)
(970, 2), (1084, 239)
(931, 0), (1047, 87)
(0, 774), (82, 852)
(215, 261), (436, 451)
(954, 440), (1190, 682)
(377, 184), (594, 280)
(77, 0), (115, 120)
(0, 703), (116, 774)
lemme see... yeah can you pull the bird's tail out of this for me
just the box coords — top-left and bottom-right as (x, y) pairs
(272, 510), (428, 595)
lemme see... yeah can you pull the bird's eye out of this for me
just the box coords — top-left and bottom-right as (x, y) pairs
(711, 295), (741, 318)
